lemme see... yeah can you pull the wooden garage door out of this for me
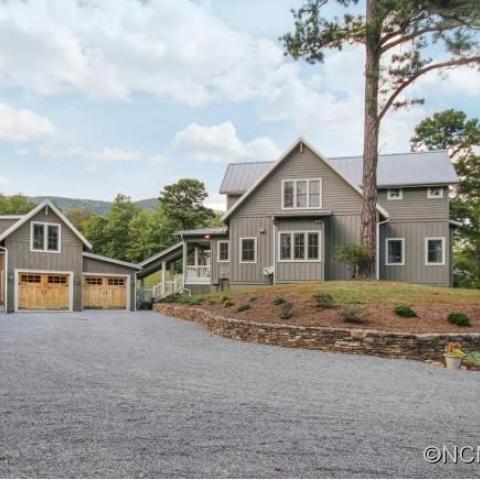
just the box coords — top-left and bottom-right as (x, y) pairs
(83, 276), (127, 310)
(19, 273), (69, 310)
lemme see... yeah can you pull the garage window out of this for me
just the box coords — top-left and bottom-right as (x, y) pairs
(48, 275), (67, 284)
(31, 222), (61, 253)
(108, 278), (125, 286)
(21, 274), (41, 283)
(86, 277), (102, 285)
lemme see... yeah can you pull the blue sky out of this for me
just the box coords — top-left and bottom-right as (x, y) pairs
(0, 0), (479, 210)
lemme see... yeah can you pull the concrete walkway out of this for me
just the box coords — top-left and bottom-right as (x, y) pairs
(0, 311), (479, 478)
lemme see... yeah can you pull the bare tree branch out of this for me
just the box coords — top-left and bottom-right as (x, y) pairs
(378, 56), (480, 121)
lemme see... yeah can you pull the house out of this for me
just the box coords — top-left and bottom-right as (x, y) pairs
(0, 200), (139, 313)
(138, 136), (460, 295)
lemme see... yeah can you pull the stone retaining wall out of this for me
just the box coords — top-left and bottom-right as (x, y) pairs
(153, 304), (480, 361)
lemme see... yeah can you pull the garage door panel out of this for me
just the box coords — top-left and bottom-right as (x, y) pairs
(18, 273), (69, 310)
(83, 276), (127, 310)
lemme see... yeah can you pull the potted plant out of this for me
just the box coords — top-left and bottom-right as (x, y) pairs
(444, 342), (465, 370)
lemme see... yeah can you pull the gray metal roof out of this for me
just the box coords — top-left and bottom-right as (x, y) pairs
(176, 227), (228, 237)
(219, 161), (273, 194)
(219, 150), (457, 194)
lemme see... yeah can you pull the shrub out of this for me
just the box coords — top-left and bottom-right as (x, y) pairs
(273, 297), (286, 305)
(394, 304), (417, 318)
(341, 306), (364, 324)
(447, 312), (471, 327)
(159, 292), (182, 303)
(279, 302), (293, 320)
(314, 292), (335, 309)
(223, 300), (234, 308)
(249, 296), (258, 303)
(186, 295), (204, 306)
(463, 351), (480, 367)
(235, 303), (251, 313)
(220, 295), (230, 303)
(335, 244), (373, 279)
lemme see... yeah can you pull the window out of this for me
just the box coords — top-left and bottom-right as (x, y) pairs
(425, 237), (445, 265)
(86, 277), (102, 285)
(217, 241), (230, 262)
(31, 222), (61, 252)
(278, 231), (321, 262)
(386, 238), (405, 265)
(21, 274), (41, 283)
(387, 189), (403, 200)
(240, 237), (257, 263)
(108, 277), (125, 286)
(282, 178), (322, 209)
(427, 187), (444, 199)
(48, 275), (67, 284)
(279, 233), (291, 260)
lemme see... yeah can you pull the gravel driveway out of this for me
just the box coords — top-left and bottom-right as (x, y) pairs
(1, 311), (479, 478)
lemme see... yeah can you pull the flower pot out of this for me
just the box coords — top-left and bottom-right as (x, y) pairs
(444, 354), (462, 370)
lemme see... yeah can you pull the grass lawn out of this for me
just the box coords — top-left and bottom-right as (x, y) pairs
(198, 281), (480, 333)
(208, 281), (480, 306)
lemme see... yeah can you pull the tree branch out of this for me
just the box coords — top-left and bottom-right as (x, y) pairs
(377, 56), (480, 121)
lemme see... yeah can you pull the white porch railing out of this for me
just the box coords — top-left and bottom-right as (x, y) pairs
(185, 265), (211, 284)
(153, 275), (183, 297)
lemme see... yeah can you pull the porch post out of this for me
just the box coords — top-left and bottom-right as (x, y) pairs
(194, 246), (199, 266)
(161, 261), (166, 295)
(182, 240), (187, 288)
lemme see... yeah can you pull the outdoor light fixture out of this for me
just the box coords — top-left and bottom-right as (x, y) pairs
(204, 235), (211, 239)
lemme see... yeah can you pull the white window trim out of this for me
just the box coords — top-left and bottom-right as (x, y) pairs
(385, 238), (405, 266)
(278, 231), (321, 262)
(427, 187), (444, 199)
(387, 189), (403, 200)
(239, 237), (257, 264)
(425, 237), (446, 265)
(217, 240), (230, 263)
(281, 178), (323, 210)
(30, 221), (62, 253)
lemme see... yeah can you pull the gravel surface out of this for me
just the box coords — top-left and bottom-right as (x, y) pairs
(1, 311), (479, 478)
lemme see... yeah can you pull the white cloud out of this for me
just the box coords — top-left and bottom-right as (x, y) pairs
(0, 102), (55, 142)
(171, 121), (280, 163)
(38, 143), (165, 168)
(0, 0), (291, 107)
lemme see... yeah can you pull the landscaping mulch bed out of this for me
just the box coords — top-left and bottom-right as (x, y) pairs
(203, 291), (480, 334)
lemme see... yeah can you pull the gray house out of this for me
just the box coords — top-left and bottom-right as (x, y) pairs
(0, 200), (139, 313)
(140, 136), (460, 294)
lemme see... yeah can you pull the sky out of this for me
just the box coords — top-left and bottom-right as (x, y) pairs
(0, 0), (479, 211)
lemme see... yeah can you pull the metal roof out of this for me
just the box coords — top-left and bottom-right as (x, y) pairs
(219, 150), (457, 194)
(176, 227), (228, 237)
(82, 252), (140, 270)
(219, 161), (273, 194)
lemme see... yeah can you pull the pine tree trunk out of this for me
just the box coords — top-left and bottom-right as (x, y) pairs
(361, 0), (381, 278)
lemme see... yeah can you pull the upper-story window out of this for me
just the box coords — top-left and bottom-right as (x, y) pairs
(387, 188), (403, 200)
(282, 178), (322, 209)
(427, 187), (444, 199)
(31, 222), (61, 253)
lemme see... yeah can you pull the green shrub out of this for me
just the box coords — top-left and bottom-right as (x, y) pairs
(447, 312), (471, 327)
(159, 292), (182, 303)
(220, 295), (230, 303)
(235, 303), (251, 313)
(223, 300), (234, 308)
(186, 295), (204, 306)
(464, 351), (480, 367)
(335, 244), (373, 279)
(279, 302), (293, 320)
(394, 304), (417, 318)
(314, 292), (335, 309)
(249, 296), (258, 303)
(273, 297), (286, 305)
(341, 306), (364, 324)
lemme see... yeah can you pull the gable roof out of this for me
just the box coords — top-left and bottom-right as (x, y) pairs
(0, 199), (92, 249)
(220, 149), (457, 195)
(222, 137), (390, 221)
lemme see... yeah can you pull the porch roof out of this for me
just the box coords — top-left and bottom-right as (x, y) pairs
(138, 241), (184, 278)
(176, 227), (228, 237)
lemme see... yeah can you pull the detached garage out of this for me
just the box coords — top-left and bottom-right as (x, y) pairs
(82, 252), (139, 311)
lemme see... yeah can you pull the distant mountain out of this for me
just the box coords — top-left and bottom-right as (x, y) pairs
(29, 196), (159, 215)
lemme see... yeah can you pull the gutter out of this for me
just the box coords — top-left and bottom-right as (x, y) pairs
(376, 218), (390, 280)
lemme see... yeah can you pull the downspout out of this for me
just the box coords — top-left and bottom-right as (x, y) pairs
(376, 218), (389, 280)
(0, 246), (7, 312)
